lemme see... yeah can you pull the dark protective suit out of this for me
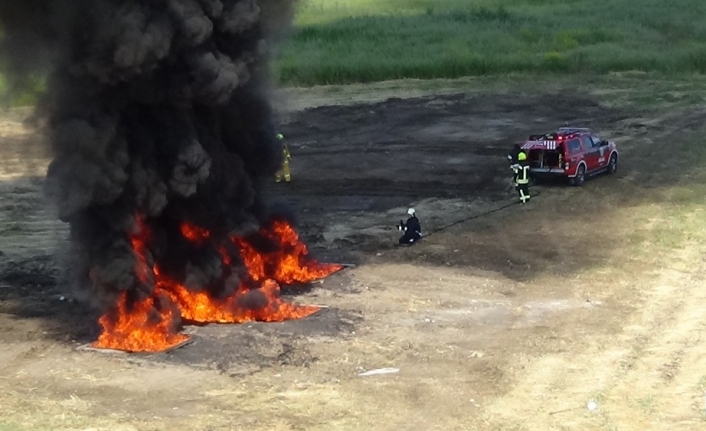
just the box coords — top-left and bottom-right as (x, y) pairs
(513, 159), (531, 204)
(398, 215), (422, 245)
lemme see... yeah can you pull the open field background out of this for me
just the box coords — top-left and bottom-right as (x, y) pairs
(276, 0), (706, 85)
(1, 0), (706, 430)
(3, 0), (706, 103)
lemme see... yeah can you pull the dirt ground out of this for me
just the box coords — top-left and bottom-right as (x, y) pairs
(2, 77), (706, 431)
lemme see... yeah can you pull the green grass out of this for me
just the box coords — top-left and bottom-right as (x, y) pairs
(5, 0), (706, 99)
(0, 71), (45, 108)
(277, 0), (706, 85)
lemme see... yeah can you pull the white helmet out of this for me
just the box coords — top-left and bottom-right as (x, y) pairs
(407, 208), (415, 216)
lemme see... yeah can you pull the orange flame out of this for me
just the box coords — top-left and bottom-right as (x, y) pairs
(180, 223), (210, 243)
(92, 216), (187, 352)
(92, 291), (188, 353)
(233, 219), (343, 284)
(91, 217), (336, 352)
(164, 279), (320, 324)
(132, 215), (153, 285)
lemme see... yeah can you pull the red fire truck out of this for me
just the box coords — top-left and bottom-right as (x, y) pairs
(521, 127), (618, 186)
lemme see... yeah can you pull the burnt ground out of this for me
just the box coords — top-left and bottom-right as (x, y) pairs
(0, 92), (619, 342)
(269, 92), (626, 262)
(2, 83), (706, 431)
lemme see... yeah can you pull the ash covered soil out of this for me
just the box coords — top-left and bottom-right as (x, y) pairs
(2, 89), (704, 430)
(0, 92), (616, 346)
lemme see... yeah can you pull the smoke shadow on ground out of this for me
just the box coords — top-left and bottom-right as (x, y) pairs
(0, 186), (97, 344)
(0, 278), (101, 344)
(0, 172), (101, 343)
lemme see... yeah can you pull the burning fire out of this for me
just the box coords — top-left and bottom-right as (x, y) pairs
(180, 223), (210, 243)
(165, 279), (320, 324)
(233, 219), (343, 285)
(92, 291), (188, 352)
(91, 217), (342, 353)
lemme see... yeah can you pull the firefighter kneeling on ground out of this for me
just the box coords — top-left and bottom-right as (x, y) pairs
(513, 151), (531, 204)
(397, 208), (422, 245)
(275, 133), (292, 183)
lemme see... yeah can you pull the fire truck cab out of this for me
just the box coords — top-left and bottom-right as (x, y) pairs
(521, 127), (618, 186)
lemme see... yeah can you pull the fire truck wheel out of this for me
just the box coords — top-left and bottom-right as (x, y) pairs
(572, 164), (586, 186)
(607, 154), (618, 174)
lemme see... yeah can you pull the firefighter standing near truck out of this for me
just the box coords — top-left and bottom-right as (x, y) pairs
(507, 144), (527, 191)
(507, 144), (524, 190)
(507, 144), (522, 166)
(275, 133), (291, 183)
(514, 152), (531, 204)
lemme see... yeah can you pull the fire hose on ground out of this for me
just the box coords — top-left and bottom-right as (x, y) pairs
(417, 189), (544, 241)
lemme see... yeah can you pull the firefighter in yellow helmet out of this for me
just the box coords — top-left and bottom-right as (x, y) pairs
(513, 151), (530, 204)
(275, 133), (291, 183)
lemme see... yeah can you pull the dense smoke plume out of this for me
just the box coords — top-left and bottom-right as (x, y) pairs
(0, 0), (297, 311)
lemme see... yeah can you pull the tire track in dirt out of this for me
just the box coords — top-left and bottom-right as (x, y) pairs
(480, 244), (706, 430)
(605, 251), (706, 429)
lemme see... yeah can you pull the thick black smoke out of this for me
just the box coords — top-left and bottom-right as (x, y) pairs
(0, 0), (297, 310)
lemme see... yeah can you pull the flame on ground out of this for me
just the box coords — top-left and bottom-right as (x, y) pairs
(233, 219), (343, 284)
(165, 279), (320, 324)
(91, 217), (338, 352)
(92, 291), (188, 353)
